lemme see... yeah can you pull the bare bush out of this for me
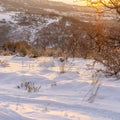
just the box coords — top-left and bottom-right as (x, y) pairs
(91, 23), (120, 78)
(83, 69), (101, 103)
(59, 57), (66, 73)
(17, 81), (41, 93)
(51, 82), (57, 87)
(2, 40), (31, 56)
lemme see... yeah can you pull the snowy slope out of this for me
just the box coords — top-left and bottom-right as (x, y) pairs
(0, 55), (120, 120)
(0, 9), (62, 43)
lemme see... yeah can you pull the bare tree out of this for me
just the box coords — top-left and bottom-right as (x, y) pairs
(87, 0), (120, 15)
(86, 0), (120, 78)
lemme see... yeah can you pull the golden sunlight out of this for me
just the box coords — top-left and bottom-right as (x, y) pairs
(87, 0), (110, 6)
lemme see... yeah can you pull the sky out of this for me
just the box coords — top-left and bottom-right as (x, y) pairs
(50, 0), (87, 5)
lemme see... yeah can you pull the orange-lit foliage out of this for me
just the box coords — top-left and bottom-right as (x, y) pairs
(15, 41), (31, 52)
(3, 40), (31, 55)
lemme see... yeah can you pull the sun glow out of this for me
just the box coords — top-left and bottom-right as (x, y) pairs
(88, 0), (110, 6)
(73, 0), (111, 7)
(50, 0), (114, 7)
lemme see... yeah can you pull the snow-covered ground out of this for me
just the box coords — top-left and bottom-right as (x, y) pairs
(0, 56), (120, 120)
(0, 12), (18, 23)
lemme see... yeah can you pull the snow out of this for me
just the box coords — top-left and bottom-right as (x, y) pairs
(0, 12), (18, 23)
(0, 55), (120, 120)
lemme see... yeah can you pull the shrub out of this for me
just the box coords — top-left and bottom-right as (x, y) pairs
(2, 40), (31, 56)
(17, 81), (41, 93)
(28, 48), (40, 58)
(44, 48), (54, 57)
(19, 46), (27, 57)
(2, 50), (11, 56)
(3, 41), (15, 52)
(59, 57), (66, 73)
(15, 41), (31, 52)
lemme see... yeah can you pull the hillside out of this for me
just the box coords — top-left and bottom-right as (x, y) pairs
(0, 0), (118, 46)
